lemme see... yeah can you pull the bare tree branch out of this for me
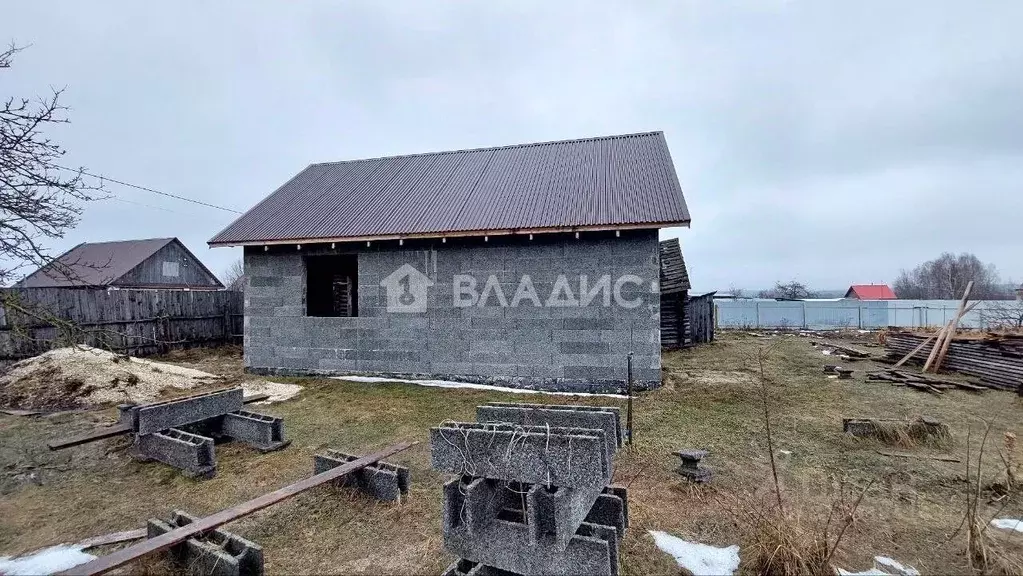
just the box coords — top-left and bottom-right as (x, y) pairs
(1, 42), (105, 284)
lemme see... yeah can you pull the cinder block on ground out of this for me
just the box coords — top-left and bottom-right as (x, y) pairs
(221, 410), (290, 452)
(147, 510), (263, 576)
(135, 428), (216, 478)
(134, 388), (244, 435)
(431, 422), (611, 488)
(440, 559), (517, 576)
(442, 478), (619, 576)
(477, 402), (623, 452)
(314, 449), (410, 502)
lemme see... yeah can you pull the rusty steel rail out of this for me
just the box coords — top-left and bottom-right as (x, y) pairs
(60, 440), (417, 576)
(47, 393), (272, 451)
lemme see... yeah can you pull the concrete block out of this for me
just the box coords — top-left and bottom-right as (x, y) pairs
(558, 341), (611, 354)
(430, 422), (610, 488)
(442, 479), (619, 576)
(440, 559), (512, 576)
(443, 476), (601, 551)
(148, 510), (263, 576)
(585, 487), (629, 534)
(552, 329), (602, 343)
(221, 411), (290, 452)
(563, 318), (616, 331)
(133, 388), (244, 435)
(478, 403), (623, 449)
(134, 428), (216, 479)
(314, 449), (409, 502)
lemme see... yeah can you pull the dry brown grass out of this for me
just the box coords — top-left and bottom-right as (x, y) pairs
(869, 417), (953, 449)
(0, 333), (1021, 574)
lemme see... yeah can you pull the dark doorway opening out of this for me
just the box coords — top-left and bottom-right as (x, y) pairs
(306, 255), (358, 317)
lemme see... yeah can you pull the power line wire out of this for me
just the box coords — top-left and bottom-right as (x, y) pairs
(53, 164), (243, 214)
(103, 196), (190, 215)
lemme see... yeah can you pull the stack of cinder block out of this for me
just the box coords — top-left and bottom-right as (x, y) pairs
(431, 402), (628, 576)
(118, 388), (289, 478)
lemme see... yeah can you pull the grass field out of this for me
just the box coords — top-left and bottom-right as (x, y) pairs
(1, 333), (1022, 574)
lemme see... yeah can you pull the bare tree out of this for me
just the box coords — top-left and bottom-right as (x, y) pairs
(1, 43), (103, 284)
(727, 283), (746, 299)
(759, 280), (818, 300)
(893, 253), (1010, 300)
(982, 301), (1023, 329)
(222, 258), (245, 291)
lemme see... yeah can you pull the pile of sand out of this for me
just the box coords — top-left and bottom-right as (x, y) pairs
(0, 346), (225, 410)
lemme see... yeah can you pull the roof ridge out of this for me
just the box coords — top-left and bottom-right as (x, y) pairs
(310, 131), (665, 167)
(75, 237), (175, 246)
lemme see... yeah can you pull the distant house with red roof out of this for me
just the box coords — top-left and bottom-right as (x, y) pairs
(844, 284), (897, 300)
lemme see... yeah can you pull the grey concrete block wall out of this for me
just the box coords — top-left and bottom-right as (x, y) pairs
(243, 230), (661, 392)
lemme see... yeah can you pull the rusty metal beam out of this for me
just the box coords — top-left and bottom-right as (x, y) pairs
(60, 440), (417, 576)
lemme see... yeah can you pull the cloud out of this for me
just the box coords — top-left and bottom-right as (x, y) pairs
(4, 0), (1021, 290)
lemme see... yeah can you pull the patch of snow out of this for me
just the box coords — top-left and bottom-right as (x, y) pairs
(991, 518), (1023, 533)
(242, 381), (303, 404)
(0, 545), (96, 575)
(873, 557), (921, 576)
(836, 568), (888, 576)
(332, 376), (628, 399)
(837, 556), (921, 576)
(822, 349), (833, 355)
(648, 530), (739, 576)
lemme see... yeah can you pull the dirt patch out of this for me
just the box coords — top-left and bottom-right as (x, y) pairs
(0, 347), (225, 410)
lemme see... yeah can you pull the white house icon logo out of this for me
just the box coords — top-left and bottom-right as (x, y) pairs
(380, 264), (434, 313)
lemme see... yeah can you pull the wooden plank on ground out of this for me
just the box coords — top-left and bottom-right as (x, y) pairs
(876, 450), (960, 463)
(60, 441), (417, 576)
(76, 529), (147, 549)
(47, 424), (132, 451)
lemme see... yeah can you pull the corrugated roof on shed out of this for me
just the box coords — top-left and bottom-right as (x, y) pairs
(209, 131), (690, 246)
(15, 238), (224, 289)
(659, 238), (691, 294)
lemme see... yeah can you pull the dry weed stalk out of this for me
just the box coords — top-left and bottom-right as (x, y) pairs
(723, 345), (875, 575)
(960, 423), (1023, 575)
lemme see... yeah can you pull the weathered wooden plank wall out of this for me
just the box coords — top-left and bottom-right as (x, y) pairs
(0, 288), (243, 359)
(685, 292), (715, 345)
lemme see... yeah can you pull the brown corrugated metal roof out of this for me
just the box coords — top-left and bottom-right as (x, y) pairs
(659, 238), (691, 294)
(209, 131), (690, 246)
(16, 238), (175, 288)
(15, 238), (224, 289)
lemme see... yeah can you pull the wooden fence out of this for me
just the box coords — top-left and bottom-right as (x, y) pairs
(0, 288), (243, 359)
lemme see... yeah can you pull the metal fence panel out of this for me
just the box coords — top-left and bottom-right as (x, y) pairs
(715, 299), (1022, 330)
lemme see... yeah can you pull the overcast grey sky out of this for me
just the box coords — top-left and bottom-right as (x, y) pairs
(5, 1), (1021, 291)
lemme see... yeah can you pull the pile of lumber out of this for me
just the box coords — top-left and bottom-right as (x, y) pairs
(866, 368), (987, 394)
(884, 333), (1023, 391)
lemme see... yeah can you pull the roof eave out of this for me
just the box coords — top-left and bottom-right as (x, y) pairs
(208, 219), (692, 248)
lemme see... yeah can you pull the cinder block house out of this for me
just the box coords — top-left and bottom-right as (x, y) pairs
(209, 132), (690, 392)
